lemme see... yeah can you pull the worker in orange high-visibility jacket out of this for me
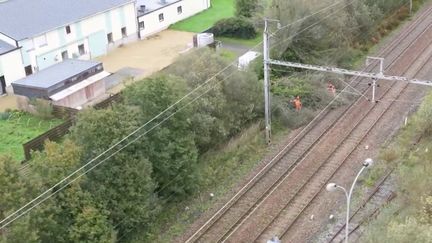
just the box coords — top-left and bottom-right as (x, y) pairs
(292, 96), (302, 111)
(327, 81), (336, 97)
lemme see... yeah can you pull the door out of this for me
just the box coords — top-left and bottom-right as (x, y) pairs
(0, 76), (5, 95)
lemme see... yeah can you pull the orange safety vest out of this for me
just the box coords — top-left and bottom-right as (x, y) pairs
(294, 98), (302, 111)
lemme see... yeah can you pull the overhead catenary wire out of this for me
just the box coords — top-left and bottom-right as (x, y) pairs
(0, 70), (236, 230)
(270, 0), (359, 50)
(1, 0), (369, 232)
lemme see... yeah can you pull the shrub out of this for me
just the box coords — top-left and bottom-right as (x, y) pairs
(30, 98), (53, 120)
(212, 17), (257, 39)
(0, 112), (10, 120)
(235, 0), (258, 18)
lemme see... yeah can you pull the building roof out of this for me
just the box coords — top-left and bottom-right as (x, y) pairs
(0, 39), (16, 55)
(0, 0), (134, 40)
(136, 0), (180, 16)
(12, 59), (102, 89)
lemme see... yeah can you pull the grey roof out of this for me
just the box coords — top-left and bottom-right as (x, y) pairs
(136, 0), (180, 16)
(0, 0), (134, 40)
(0, 39), (16, 55)
(12, 59), (101, 89)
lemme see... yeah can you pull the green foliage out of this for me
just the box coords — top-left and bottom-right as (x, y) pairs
(362, 91), (432, 242)
(123, 76), (200, 199)
(71, 107), (160, 235)
(28, 140), (115, 243)
(235, 0), (258, 17)
(0, 156), (34, 242)
(165, 49), (262, 152)
(269, 0), (416, 66)
(0, 111), (63, 160)
(212, 17), (257, 39)
(30, 98), (54, 120)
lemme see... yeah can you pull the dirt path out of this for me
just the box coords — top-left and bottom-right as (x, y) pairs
(98, 29), (195, 75)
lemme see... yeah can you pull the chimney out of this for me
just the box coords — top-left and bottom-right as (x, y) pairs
(140, 5), (146, 12)
(160, 0), (166, 4)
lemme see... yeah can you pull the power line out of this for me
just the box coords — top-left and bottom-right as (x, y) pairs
(0, 70), (236, 230)
(270, 0), (358, 50)
(270, 0), (346, 37)
(0, 0), (369, 232)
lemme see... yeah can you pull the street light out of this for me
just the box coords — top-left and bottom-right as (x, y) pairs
(326, 158), (374, 243)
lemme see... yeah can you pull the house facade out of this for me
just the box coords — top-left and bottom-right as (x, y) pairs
(136, 0), (211, 39)
(0, 0), (138, 90)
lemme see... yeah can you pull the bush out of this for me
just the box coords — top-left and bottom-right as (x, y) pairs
(30, 98), (53, 120)
(212, 17), (257, 39)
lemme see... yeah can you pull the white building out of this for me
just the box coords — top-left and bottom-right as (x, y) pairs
(136, 0), (211, 39)
(0, 0), (138, 93)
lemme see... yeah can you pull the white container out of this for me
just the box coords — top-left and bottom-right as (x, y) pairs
(238, 51), (261, 70)
(196, 33), (214, 47)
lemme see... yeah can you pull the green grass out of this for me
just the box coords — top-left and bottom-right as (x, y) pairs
(217, 34), (263, 48)
(170, 0), (235, 32)
(0, 111), (63, 161)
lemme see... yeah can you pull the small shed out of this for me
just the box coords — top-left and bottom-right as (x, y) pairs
(12, 59), (110, 108)
(238, 51), (261, 70)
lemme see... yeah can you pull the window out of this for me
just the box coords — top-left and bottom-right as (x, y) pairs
(78, 44), (85, 55)
(158, 13), (164, 22)
(65, 25), (71, 34)
(139, 21), (145, 30)
(34, 35), (47, 47)
(121, 27), (127, 38)
(61, 50), (69, 60)
(24, 65), (33, 76)
(177, 6), (182, 14)
(107, 32), (113, 43)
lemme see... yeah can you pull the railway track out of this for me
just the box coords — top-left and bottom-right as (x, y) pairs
(327, 133), (423, 243)
(233, 35), (432, 243)
(183, 5), (432, 243)
(328, 169), (396, 243)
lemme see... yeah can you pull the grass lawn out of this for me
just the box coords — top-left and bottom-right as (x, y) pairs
(0, 111), (63, 161)
(218, 34), (263, 48)
(170, 0), (235, 32)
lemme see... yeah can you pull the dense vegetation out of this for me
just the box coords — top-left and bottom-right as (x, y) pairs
(0, 0), (428, 242)
(361, 93), (432, 242)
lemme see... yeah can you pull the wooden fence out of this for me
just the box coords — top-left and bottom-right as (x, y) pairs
(93, 93), (123, 110)
(22, 94), (123, 160)
(22, 118), (75, 160)
(52, 105), (79, 119)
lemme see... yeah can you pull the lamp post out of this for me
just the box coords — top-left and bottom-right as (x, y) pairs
(326, 158), (374, 243)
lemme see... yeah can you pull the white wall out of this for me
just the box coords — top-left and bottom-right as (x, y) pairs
(138, 0), (210, 39)
(0, 32), (17, 47)
(0, 49), (26, 87)
(8, 2), (138, 84)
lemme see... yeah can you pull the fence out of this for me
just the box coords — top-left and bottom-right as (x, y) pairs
(22, 118), (75, 160)
(93, 93), (123, 110)
(52, 105), (79, 119)
(22, 94), (123, 160)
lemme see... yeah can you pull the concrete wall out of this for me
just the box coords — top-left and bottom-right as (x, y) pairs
(0, 49), (26, 87)
(138, 0), (210, 39)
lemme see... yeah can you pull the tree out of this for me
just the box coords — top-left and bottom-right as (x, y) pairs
(71, 107), (160, 235)
(165, 49), (262, 152)
(0, 156), (38, 243)
(236, 0), (258, 18)
(123, 76), (201, 199)
(29, 140), (115, 242)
